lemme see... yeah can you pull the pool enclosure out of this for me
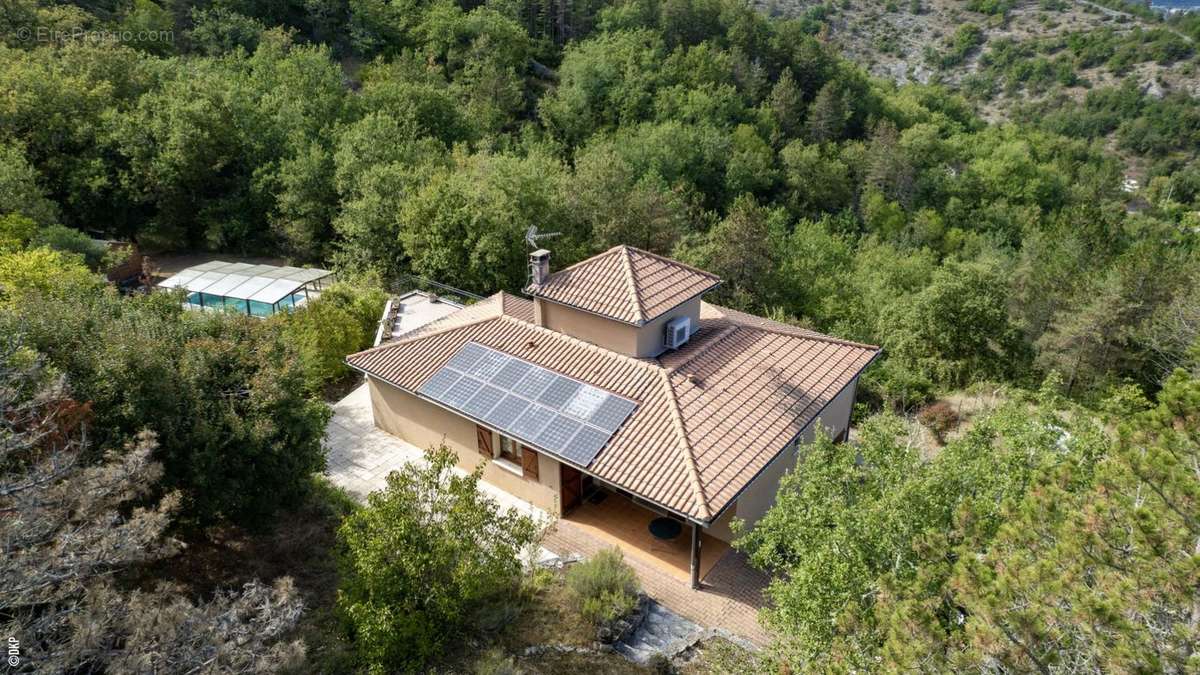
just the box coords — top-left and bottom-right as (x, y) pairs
(157, 261), (336, 317)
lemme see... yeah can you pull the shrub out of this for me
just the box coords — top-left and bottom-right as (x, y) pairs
(917, 401), (961, 443)
(3, 284), (330, 525)
(337, 446), (541, 673)
(30, 224), (106, 268)
(473, 648), (524, 675)
(566, 547), (639, 624)
(279, 283), (388, 390)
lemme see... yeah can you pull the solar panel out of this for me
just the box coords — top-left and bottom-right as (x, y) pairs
(419, 369), (461, 398)
(513, 367), (556, 400)
(510, 404), (555, 439)
(483, 394), (530, 428)
(463, 385), (505, 418)
(491, 360), (531, 389)
(442, 378), (479, 408)
(538, 377), (581, 410)
(466, 349), (508, 380)
(562, 386), (608, 420)
(565, 427), (612, 464)
(535, 418), (581, 453)
(589, 396), (638, 433)
(446, 342), (488, 372)
(415, 342), (637, 467)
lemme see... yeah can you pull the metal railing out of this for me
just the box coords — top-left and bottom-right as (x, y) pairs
(388, 273), (485, 304)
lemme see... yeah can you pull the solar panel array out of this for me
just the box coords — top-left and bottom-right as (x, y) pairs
(418, 342), (637, 467)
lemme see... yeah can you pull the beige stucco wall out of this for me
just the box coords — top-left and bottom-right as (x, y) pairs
(636, 297), (701, 358)
(535, 296), (702, 358)
(706, 377), (859, 541)
(367, 376), (564, 515)
(535, 299), (639, 355)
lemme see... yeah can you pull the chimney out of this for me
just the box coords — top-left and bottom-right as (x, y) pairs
(529, 249), (551, 286)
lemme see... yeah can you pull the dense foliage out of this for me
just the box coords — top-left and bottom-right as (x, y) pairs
(0, 249), (330, 525)
(739, 368), (1200, 670)
(3, 0), (1196, 407)
(0, 341), (306, 672)
(278, 282), (388, 389)
(337, 446), (542, 673)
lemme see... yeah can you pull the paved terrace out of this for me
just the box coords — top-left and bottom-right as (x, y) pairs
(324, 383), (772, 647)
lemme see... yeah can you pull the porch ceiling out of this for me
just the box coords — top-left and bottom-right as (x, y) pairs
(564, 490), (729, 584)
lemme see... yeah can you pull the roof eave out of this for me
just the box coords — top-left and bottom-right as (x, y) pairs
(344, 359), (711, 524)
(524, 282), (722, 327)
(703, 347), (885, 525)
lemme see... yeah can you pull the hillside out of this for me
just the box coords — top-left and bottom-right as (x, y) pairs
(762, 0), (1199, 121)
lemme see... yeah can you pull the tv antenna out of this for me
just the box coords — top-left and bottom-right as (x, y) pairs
(525, 225), (561, 249)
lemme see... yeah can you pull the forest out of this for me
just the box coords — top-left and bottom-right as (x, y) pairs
(2, 0), (1200, 671)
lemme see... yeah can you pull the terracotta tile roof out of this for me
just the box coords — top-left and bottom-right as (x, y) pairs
(347, 294), (880, 523)
(527, 246), (721, 325)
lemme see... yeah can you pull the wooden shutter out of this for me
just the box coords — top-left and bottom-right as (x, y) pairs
(476, 425), (493, 458)
(521, 446), (539, 481)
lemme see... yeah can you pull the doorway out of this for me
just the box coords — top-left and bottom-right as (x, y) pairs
(561, 464), (583, 513)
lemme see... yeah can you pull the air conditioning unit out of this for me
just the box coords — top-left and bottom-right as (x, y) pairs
(664, 316), (691, 350)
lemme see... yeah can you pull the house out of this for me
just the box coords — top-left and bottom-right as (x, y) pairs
(346, 246), (880, 588)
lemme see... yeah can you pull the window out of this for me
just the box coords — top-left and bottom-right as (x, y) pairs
(499, 436), (522, 463)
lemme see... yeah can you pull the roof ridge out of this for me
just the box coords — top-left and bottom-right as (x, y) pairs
(710, 303), (880, 351)
(657, 369), (712, 521)
(618, 246), (648, 324)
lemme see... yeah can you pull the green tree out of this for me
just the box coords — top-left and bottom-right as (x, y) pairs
(0, 143), (60, 226)
(3, 287), (330, 525)
(779, 140), (853, 217)
(805, 80), (850, 144)
(739, 385), (1108, 669)
(878, 371), (1200, 671)
(571, 142), (693, 253)
(397, 151), (577, 293)
(538, 29), (666, 146)
(280, 283), (387, 389)
(338, 446), (541, 673)
(881, 259), (1025, 386)
(767, 68), (805, 143)
(676, 194), (785, 309)
(271, 141), (338, 261)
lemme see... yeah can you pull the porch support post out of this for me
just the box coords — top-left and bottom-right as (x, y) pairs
(690, 522), (701, 590)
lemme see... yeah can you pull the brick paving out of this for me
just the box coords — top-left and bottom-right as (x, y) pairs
(543, 520), (772, 646)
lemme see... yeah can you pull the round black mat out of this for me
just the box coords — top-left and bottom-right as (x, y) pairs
(648, 517), (683, 540)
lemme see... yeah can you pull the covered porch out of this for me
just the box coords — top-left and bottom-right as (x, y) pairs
(562, 482), (730, 588)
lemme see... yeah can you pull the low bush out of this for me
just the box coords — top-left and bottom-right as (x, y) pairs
(473, 647), (524, 675)
(917, 400), (961, 442)
(566, 548), (639, 624)
(337, 446), (541, 672)
(279, 282), (388, 391)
